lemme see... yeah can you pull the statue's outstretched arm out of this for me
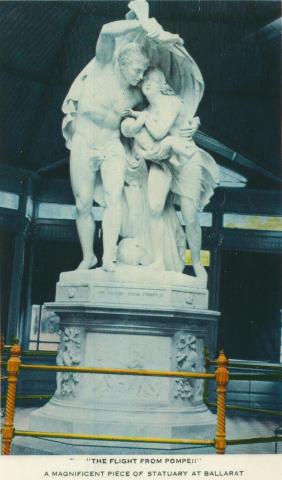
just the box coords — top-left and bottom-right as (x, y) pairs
(95, 19), (141, 64)
(95, 2), (168, 66)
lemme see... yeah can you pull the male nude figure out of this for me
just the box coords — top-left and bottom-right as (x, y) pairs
(63, 0), (184, 272)
(67, 17), (151, 271)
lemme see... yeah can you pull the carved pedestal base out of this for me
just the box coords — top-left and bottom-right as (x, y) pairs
(29, 268), (219, 453)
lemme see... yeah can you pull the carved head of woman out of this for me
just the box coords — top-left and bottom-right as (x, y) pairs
(141, 67), (175, 99)
(117, 43), (149, 86)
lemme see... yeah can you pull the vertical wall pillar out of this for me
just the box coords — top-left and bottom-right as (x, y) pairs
(6, 183), (29, 343)
(209, 210), (223, 311)
(22, 240), (35, 350)
(280, 309), (282, 363)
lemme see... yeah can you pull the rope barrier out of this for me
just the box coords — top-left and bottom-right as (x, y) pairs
(1, 394), (52, 401)
(206, 402), (282, 417)
(1, 342), (226, 455)
(13, 430), (214, 446)
(2, 341), (281, 455)
(19, 363), (215, 379)
(208, 359), (282, 372)
(229, 373), (282, 381)
(227, 436), (279, 446)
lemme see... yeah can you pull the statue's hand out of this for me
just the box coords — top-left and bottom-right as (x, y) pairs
(121, 109), (148, 127)
(121, 108), (138, 119)
(180, 117), (200, 139)
(127, 0), (149, 21)
(139, 17), (184, 46)
(139, 17), (163, 40)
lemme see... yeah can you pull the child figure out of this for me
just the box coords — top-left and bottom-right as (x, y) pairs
(121, 67), (200, 170)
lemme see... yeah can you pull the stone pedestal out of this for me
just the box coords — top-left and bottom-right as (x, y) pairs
(29, 266), (219, 451)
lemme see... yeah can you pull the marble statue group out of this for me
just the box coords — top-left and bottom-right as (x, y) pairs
(30, 3), (219, 443)
(62, 0), (219, 285)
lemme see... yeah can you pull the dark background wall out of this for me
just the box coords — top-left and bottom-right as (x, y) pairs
(219, 251), (281, 361)
(0, 231), (15, 337)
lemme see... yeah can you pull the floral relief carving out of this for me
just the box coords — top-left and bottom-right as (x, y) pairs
(56, 327), (81, 397)
(174, 333), (203, 403)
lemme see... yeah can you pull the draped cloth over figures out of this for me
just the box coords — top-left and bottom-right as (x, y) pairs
(62, 4), (219, 272)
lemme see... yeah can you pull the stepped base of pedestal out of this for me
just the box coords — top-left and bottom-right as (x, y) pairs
(29, 399), (216, 450)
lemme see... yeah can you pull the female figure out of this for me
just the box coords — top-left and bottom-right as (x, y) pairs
(121, 67), (219, 284)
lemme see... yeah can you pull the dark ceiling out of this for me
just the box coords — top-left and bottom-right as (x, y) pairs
(0, 1), (281, 188)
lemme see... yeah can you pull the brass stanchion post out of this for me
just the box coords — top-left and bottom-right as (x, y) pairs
(2, 342), (21, 455)
(215, 350), (229, 454)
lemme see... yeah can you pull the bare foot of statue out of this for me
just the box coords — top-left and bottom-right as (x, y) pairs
(147, 261), (165, 271)
(194, 263), (208, 286)
(102, 258), (116, 272)
(77, 255), (98, 270)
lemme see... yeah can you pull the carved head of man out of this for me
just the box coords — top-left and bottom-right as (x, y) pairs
(141, 67), (175, 98)
(118, 43), (149, 86)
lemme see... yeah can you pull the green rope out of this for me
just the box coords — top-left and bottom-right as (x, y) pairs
(207, 402), (282, 417)
(227, 436), (281, 446)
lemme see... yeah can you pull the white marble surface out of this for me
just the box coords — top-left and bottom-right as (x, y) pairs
(29, 309), (218, 446)
(60, 264), (204, 287)
(56, 265), (209, 311)
(62, 0), (218, 282)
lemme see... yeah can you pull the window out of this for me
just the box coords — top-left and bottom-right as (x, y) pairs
(29, 304), (60, 351)
(223, 214), (282, 231)
(185, 250), (210, 267)
(0, 191), (19, 210)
